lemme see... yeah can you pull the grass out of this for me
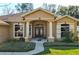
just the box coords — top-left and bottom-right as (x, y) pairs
(37, 42), (79, 55)
(0, 40), (35, 52)
(50, 48), (79, 55)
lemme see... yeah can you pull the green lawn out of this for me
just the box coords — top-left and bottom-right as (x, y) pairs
(37, 42), (79, 55)
(49, 48), (79, 55)
(0, 40), (35, 52)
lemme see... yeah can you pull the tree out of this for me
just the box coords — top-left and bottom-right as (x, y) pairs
(2, 6), (14, 15)
(42, 3), (56, 13)
(68, 6), (79, 18)
(56, 5), (79, 18)
(15, 3), (34, 13)
(56, 6), (68, 16)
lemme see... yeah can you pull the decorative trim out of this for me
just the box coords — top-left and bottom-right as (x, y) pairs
(55, 15), (79, 22)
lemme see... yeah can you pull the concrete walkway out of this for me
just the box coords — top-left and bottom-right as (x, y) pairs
(0, 39), (47, 55)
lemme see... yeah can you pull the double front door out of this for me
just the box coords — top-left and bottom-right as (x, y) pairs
(35, 26), (44, 38)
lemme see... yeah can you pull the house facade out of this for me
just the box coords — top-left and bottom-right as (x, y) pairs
(0, 8), (79, 42)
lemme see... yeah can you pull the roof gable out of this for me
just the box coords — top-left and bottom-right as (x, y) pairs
(55, 15), (79, 22)
(21, 8), (56, 17)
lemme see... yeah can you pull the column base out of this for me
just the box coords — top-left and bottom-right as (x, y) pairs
(48, 37), (55, 42)
(25, 37), (30, 42)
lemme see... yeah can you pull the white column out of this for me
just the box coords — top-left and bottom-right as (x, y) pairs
(25, 21), (30, 42)
(48, 22), (54, 42)
(30, 24), (32, 38)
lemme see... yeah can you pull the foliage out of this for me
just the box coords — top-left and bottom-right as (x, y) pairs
(37, 48), (79, 55)
(6, 38), (25, 42)
(61, 31), (77, 43)
(36, 42), (79, 55)
(56, 6), (68, 16)
(44, 42), (79, 47)
(42, 3), (56, 13)
(15, 3), (33, 13)
(0, 40), (35, 52)
(56, 6), (79, 18)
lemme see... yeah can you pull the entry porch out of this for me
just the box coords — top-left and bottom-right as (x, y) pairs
(25, 20), (55, 42)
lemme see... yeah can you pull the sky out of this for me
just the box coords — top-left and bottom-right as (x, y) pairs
(0, 0), (79, 15)
(0, 0), (79, 6)
(0, 0), (79, 8)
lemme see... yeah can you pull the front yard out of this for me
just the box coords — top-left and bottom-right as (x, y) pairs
(0, 40), (35, 52)
(37, 42), (79, 55)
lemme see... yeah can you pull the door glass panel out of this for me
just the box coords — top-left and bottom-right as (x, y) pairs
(36, 28), (39, 35)
(40, 28), (43, 35)
(35, 24), (44, 38)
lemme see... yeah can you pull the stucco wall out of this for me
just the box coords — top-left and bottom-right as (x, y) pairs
(8, 23), (14, 39)
(6, 17), (78, 42)
(0, 25), (9, 43)
(56, 17), (77, 41)
(24, 10), (54, 18)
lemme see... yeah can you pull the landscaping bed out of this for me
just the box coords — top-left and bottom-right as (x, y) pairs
(37, 42), (79, 55)
(0, 40), (35, 52)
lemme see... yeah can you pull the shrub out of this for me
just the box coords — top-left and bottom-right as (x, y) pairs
(62, 31), (76, 43)
(0, 42), (35, 52)
(5, 38), (19, 42)
(19, 37), (25, 42)
(6, 37), (25, 43)
(44, 42), (79, 47)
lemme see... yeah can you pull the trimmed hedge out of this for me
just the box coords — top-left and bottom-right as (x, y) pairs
(0, 40), (35, 52)
(44, 42), (79, 47)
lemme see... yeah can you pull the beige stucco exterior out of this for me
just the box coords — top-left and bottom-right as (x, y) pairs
(55, 16), (77, 41)
(0, 25), (9, 43)
(0, 8), (79, 43)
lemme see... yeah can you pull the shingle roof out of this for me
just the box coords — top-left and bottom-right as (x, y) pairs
(0, 12), (24, 22)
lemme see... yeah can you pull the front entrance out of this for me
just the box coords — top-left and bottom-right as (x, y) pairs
(35, 26), (44, 38)
(31, 20), (48, 38)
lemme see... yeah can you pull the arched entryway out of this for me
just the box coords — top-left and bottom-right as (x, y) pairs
(30, 20), (48, 39)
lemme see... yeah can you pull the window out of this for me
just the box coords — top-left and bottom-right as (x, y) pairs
(61, 24), (69, 37)
(13, 23), (24, 38)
